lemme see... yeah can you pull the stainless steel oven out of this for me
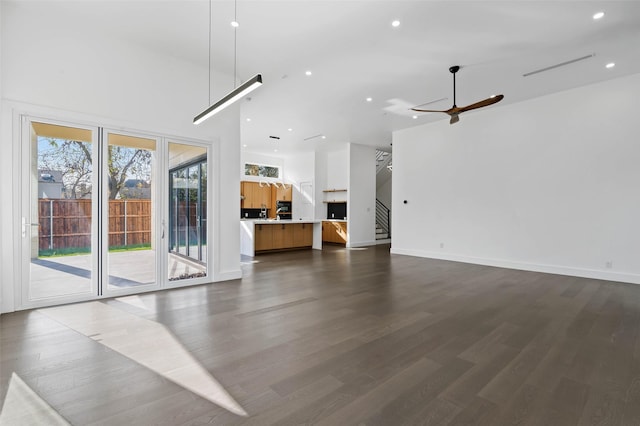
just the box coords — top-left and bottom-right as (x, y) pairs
(276, 200), (292, 218)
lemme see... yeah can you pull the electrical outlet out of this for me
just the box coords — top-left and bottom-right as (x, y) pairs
(440, 242), (444, 249)
(605, 261), (613, 269)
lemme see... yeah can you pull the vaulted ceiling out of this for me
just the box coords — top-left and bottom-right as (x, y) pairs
(13, 1), (640, 155)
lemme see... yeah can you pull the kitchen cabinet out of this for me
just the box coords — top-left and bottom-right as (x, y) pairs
(254, 224), (273, 251)
(241, 181), (272, 209)
(275, 185), (292, 201)
(322, 221), (347, 245)
(293, 223), (313, 247)
(272, 223), (294, 250)
(253, 221), (314, 253)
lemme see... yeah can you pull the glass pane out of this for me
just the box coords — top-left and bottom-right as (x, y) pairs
(187, 165), (199, 261)
(200, 163), (207, 263)
(29, 122), (94, 299)
(106, 133), (156, 291)
(168, 142), (207, 281)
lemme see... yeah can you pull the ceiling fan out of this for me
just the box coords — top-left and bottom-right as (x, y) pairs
(411, 66), (503, 124)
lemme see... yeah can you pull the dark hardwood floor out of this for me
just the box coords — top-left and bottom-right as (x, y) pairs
(2, 244), (640, 425)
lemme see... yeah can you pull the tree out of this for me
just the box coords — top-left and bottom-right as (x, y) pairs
(107, 145), (151, 199)
(38, 138), (151, 199)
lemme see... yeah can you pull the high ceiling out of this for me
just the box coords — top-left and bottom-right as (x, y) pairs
(14, 1), (640, 155)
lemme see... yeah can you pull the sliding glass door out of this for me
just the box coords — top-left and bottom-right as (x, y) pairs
(21, 119), (98, 302)
(104, 130), (160, 293)
(20, 117), (212, 307)
(168, 142), (208, 281)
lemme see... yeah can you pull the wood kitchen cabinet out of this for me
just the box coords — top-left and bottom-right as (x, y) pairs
(254, 224), (274, 251)
(322, 221), (347, 245)
(275, 185), (292, 201)
(241, 181), (272, 209)
(254, 222), (314, 253)
(292, 223), (313, 247)
(272, 223), (294, 250)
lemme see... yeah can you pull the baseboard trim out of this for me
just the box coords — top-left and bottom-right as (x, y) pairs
(347, 240), (377, 248)
(389, 248), (640, 285)
(214, 270), (242, 282)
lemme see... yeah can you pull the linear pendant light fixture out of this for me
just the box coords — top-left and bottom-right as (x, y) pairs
(193, 74), (262, 124)
(193, 0), (262, 125)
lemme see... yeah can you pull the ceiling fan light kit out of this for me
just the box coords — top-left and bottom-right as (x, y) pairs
(411, 65), (503, 124)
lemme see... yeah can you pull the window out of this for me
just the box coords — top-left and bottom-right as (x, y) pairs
(244, 162), (280, 178)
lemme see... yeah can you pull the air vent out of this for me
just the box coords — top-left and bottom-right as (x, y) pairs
(269, 135), (280, 140)
(523, 54), (594, 77)
(303, 134), (323, 141)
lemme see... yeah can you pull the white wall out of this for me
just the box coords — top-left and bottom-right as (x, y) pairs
(392, 72), (640, 284)
(326, 149), (349, 191)
(1, 1), (242, 312)
(348, 144), (376, 247)
(0, 0), (4, 312)
(313, 148), (348, 220)
(283, 152), (315, 220)
(314, 151), (328, 220)
(377, 175), (392, 210)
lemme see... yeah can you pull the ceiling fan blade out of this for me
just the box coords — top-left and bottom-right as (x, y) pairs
(450, 115), (460, 125)
(457, 94), (504, 113)
(410, 107), (450, 113)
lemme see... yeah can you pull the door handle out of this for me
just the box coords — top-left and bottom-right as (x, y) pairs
(21, 217), (38, 238)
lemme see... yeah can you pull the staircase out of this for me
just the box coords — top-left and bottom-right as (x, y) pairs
(376, 199), (391, 242)
(376, 150), (392, 174)
(375, 149), (392, 244)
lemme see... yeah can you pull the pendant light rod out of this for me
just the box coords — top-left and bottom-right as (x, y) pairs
(193, 0), (263, 125)
(234, 0), (237, 88)
(208, 0), (212, 104)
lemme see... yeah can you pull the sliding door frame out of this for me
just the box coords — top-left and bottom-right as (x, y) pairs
(18, 115), (100, 308)
(13, 110), (216, 310)
(101, 128), (165, 297)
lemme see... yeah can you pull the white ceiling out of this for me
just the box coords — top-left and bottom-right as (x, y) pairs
(19, 1), (640, 155)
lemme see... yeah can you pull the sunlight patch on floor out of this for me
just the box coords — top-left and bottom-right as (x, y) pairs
(39, 302), (247, 417)
(115, 294), (155, 312)
(0, 373), (70, 426)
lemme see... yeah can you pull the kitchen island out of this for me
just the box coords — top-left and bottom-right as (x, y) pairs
(240, 219), (322, 256)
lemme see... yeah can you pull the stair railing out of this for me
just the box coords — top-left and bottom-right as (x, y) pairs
(375, 199), (391, 239)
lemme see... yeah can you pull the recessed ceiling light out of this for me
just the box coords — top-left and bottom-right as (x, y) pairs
(321, 135), (326, 139)
(593, 11), (605, 20)
(231, 21), (239, 27)
(391, 20), (400, 27)
(246, 118), (251, 122)
(288, 128), (293, 132)
(274, 149), (278, 152)
(412, 115), (418, 119)
(366, 97), (373, 102)
(606, 62), (615, 69)
(243, 144), (247, 148)
(305, 70), (312, 76)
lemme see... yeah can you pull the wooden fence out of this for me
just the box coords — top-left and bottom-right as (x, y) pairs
(38, 199), (152, 251)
